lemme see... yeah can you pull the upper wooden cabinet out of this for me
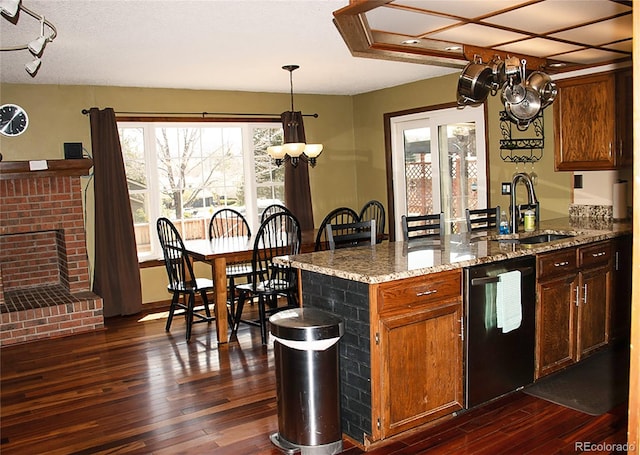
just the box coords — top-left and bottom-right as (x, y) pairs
(553, 70), (632, 171)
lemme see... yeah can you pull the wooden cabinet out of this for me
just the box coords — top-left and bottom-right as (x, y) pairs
(610, 234), (632, 340)
(554, 70), (632, 171)
(535, 242), (612, 379)
(536, 248), (578, 378)
(373, 269), (463, 438)
(616, 69), (633, 168)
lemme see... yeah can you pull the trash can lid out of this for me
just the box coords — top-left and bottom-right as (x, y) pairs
(269, 308), (344, 342)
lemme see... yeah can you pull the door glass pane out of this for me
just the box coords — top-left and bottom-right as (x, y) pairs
(438, 123), (478, 233)
(391, 105), (485, 239)
(403, 127), (433, 216)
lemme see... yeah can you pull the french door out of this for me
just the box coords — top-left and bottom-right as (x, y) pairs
(390, 105), (487, 237)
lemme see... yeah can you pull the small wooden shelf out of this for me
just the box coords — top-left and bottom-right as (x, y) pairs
(0, 159), (93, 180)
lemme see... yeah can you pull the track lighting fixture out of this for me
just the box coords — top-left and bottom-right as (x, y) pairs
(28, 35), (46, 55)
(0, 1), (57, 76)
(25, 56), (40, 75)
(0, 0), (20, 18)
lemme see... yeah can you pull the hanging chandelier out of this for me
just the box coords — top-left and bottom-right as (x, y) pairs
(266, 65), (323, 167)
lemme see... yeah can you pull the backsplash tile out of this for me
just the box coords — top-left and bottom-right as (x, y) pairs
(569, 204), (631, 220)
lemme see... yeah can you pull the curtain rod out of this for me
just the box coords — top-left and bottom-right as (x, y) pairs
(81, 109), (318, 118)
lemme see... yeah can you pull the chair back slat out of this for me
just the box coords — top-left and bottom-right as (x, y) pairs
(466, 206), (500, 233)
(401, 213), (444, 241)
(260, 203), (292, 223)
(209, 208), (251, 240)
(252, 212), (301, 292)
(327, 219), (376, 250)
(315, 207), (359, 251)
(157, 217), (196, 290)
(358, 200), (385, 242)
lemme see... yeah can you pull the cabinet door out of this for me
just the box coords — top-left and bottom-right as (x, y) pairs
(577, 265), (610, 358)
(378, 299), (463, 437)
(611, 235), (632, 340)
(536, 273), (578, 379)
(554, 73), (616, 171)
(615, 68), (633, 168)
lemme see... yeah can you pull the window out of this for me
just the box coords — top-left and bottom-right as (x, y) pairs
(389, 105), (487, 237)
(118, 121), (284, 259)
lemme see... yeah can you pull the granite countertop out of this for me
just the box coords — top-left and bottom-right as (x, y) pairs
(275, 217), (632, 284)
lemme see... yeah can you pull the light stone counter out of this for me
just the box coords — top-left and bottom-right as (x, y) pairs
(275, 217), (632, 284)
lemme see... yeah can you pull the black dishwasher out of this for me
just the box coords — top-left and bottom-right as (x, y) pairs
(463, 256), (536, 408)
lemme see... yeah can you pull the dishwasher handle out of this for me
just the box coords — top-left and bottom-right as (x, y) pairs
(470, 266), (534, 286)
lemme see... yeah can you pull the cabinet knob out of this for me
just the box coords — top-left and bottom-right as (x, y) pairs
(554, 261), (569, 267)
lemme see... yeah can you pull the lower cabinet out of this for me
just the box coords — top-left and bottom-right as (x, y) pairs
(373, 269), (463, 439)
(611, 234), (632, 340)
(536, 242), (611, 379)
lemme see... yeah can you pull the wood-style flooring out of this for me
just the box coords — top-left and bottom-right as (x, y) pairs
(1, 307), (629, 454)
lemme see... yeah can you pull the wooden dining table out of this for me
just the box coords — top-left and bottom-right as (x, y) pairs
(183, 230), (317, 344)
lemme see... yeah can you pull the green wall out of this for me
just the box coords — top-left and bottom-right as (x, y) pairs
(351, 72), (572, 239)
(0, 77), (573, 304)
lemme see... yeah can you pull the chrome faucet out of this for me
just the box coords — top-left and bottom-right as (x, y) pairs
(510, 172), (538, 233)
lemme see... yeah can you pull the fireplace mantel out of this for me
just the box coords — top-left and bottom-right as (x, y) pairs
(0, 159), (93, 180)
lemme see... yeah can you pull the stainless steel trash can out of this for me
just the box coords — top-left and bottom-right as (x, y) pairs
(269, 308), (344, 455)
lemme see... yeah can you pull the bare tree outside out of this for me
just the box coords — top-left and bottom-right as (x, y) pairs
(119, 122), (285, 258)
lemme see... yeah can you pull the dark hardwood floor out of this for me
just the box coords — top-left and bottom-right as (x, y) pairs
(1, 307), (629, 454)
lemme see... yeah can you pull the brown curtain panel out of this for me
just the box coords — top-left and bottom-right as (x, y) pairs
(282, 111), (314, 231)
(89, 107), (143, 317)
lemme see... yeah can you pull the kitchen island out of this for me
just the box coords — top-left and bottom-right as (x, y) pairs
(274, 218), (632, 449)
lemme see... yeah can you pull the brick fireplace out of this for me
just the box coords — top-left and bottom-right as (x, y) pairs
(0, 159), (103, 346)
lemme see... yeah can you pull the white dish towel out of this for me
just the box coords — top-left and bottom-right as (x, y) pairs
(496, 270), (522, 333)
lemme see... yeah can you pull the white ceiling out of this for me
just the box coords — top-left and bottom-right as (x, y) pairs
(0, 0), (459, 96)
(0, 1), (632, 96)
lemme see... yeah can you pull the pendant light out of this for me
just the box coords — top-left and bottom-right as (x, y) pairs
(267, 65), (323, 167)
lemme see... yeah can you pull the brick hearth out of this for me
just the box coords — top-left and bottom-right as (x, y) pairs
(0, 160), (104, 346)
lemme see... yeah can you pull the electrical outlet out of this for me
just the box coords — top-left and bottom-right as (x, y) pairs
(574, 174), (583, 189)
(501, 182), (511, 195)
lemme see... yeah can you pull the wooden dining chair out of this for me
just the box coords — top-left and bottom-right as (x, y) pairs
(327, 219), (376, 250)
(157, 217), (217, 341)
(231, 212), (301, 344)
(401, 213), (444, 241)
(466, 206), (500, 233)
(315, 207), (359, 251)
(208, 208), (253, 316)
(358, 200), (385, 243)
(260, 203), (292, 223)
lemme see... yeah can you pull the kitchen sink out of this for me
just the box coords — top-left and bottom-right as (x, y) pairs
(494, 233), (576, 245)
(517, 233), (575, 244)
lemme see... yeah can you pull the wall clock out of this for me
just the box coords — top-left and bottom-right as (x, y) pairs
(0, 104), (29, 137)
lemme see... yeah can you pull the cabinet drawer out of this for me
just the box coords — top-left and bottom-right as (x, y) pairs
(578, 241), (611, 268)
(537, 248), (577, 280)
(377, 269), (461, 314)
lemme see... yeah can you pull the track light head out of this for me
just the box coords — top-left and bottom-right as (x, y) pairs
(0, 0), (21, 18)
(25, 57), (41, 76)
(28, 35), (46, 55)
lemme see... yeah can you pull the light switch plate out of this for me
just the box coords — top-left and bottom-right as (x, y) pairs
(501, 182), (511, 195)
